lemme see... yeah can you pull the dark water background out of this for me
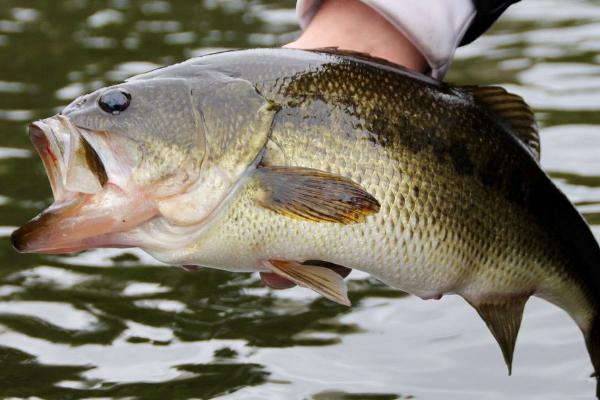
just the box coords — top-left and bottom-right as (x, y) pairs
(0, 1), (599, 399)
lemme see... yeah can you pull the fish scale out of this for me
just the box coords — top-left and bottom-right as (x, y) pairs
(185, 50), (598, 381)
(11, 48), (600, 396)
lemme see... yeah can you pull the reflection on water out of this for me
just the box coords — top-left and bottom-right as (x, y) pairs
(0, 0), (599, 399)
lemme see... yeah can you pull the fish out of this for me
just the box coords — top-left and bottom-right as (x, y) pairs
(10, 48), (600, 396)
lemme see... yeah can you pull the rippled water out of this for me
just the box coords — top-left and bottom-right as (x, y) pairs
(0, 1), (599, 399)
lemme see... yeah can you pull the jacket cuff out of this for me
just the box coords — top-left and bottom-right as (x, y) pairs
(295, 0), (476, 79)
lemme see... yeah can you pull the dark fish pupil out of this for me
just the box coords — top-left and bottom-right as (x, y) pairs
(98, 89), (131, 114)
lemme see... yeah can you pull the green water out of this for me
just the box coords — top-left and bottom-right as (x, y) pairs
(0, 1), (599, 399)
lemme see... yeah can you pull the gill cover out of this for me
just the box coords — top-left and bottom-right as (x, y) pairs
(156, 77), (278, 226)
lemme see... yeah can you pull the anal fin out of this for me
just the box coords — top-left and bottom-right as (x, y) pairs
(465, 296), (529, 375)
(263, 259), (351, 306)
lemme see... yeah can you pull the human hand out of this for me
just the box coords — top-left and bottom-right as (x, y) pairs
(284, 0), (428, 73)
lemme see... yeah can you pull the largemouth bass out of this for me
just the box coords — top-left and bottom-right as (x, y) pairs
(10, 48), (600, 396)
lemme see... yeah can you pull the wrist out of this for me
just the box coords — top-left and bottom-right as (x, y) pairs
(285, 0), (428, 73)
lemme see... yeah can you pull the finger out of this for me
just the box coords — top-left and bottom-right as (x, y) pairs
(260, 272), (297, 289)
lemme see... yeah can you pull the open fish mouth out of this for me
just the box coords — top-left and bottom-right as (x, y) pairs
(11, 116), (157, 254)
(28, 116), (108, 201)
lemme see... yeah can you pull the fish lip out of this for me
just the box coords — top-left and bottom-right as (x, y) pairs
(10, 199), (83, 254)
(28, 119), (66, 200)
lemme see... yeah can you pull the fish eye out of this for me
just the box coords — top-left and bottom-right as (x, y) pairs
(98, 89), (131, 115)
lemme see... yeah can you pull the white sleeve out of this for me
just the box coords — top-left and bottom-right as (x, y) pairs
(295, 0), (476, 79)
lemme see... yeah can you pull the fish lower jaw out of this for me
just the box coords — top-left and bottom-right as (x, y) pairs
(12, 183), (158, 254)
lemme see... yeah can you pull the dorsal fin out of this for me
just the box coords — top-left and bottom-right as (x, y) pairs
(464, 296), (529, 375)
(308, 47), (440, 85)
(311, 47), (405, 70)
(462, 85), (540, 161)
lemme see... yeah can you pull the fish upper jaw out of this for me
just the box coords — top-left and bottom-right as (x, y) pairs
(28, 117), (82, 201)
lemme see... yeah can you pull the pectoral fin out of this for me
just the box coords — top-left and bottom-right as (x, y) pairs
(254, 166), (380, 224)
(465, 296), (529, 375)
(263, 259), (351, 306)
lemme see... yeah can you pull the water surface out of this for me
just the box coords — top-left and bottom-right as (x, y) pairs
(0, 1), (598, 399)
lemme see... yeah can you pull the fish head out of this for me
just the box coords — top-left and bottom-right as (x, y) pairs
(11, 78), (205, 254)
(11, 73), (275, 257)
